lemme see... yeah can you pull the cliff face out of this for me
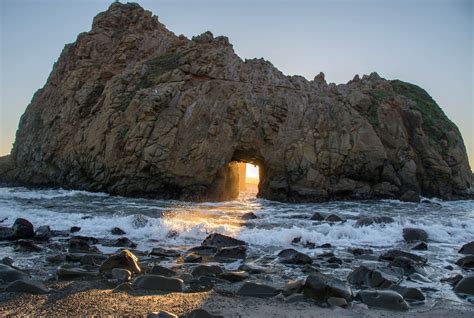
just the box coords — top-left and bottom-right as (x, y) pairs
(1, 3), (471, 201)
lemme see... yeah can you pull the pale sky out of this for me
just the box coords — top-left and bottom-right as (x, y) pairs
(1, 0), (473, 169)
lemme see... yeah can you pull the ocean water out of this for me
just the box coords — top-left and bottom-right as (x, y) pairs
(0, 186), (473, 303)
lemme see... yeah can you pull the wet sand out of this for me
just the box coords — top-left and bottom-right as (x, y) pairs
(1, 280), (473, 317)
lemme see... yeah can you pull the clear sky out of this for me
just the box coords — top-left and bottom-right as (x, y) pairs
(1, 0), (473, 169)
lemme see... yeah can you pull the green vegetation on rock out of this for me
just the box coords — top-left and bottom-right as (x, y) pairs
(391, 79), (459, 149)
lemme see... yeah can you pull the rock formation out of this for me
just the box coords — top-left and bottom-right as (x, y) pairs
(0, 2), (472, 201)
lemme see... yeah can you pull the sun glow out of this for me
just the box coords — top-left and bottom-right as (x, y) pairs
(245, 163), (259, 184)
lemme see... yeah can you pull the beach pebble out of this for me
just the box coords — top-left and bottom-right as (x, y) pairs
(241, 212), (257, 220)
(214, 246), (246, 259)
(6, 279), (49, 294)
(357, 290), (409, 311)
(310, 212), (325, 221)
(14, 240), (42, 252)
(12, 218), (34, 239)
(402, 228), (428, 242)
(348, 248), (373, 256)
(106, 237), (137, 248)
(391, 285), (425, 301)
(132, 274), (184, 292)
(237, 282), (280, 297)
(458, 241), (474, 255)
(68, 237), (101, 254)
(303, 272), (352, 303)
(379, 249), (427, 264)
(149, 247), (181, 257)
(278, 248), (312, 265)
(70, 226), (81, 233)
(149, 265), (177, 277)
(57, 266), (98, 279)
(325, 214), (344, 222)
(112, 268), (132, 282)
(201, 233), (246, 248)
(191, 265), (223, 277)
(99, 250), (141, 274)
(218, 271), (249, 282)
(412, 242), (428, 250)
(348, 265), (396, 288)
(0, 264), (29, 282)
(441, 274), (463, 286)
(282, 279), (304, 296)
(34, 225), (52, 241)
(111, 227), (126, 235)
(187, 246), (217, 256)
(238, 264), (266, 274)
(455, 255), (474, 269)
(453, 276), (474, 295)
(184, 252), (202, 263)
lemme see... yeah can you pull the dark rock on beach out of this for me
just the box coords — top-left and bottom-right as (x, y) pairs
(70, 226), (81, 233)
(201, 233), (246, 248)
(453, 276), (474, 295)
(111, 227), (126, 235)
(5, 279), (50, 294)
(391, 285), (425, 301)
(357, 289), (409, 310)
(105, 237), (137, 248)
(379, 249), (427, 265)
(132, 274), (184, 292)
(218, 271), (249, 282)
(325, 214), (344, 222)
(303, 273), (353, 304)
(99, 250), (141, 274)
(237, 282), (280, 297)
(12, 218), (34, 239)
(214, 246), (246, 259)
(150, 247), (181, 257)
(34, 225), (51, 241)
(402, 228), (428, 242)
(0, 264), (30, 282)
(278, 248), (312, 265)
(455, 255), (474, 269)
(459, 241), (474, 255)
(348, 265), (396, 288)
(191, 265), (223, 277)
(14, 240), (42, 252)
(183, 253), (202, 263)
(149, 265), (177, 277)
(282, 279), (304, 296)
(411, 242), (428, 250)
(57, 266), (99, 279)
(310, 212), (325, 221)
(241, 212), (257, 220)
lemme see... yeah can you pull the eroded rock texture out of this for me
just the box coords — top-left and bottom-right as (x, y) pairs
(0, 3), (471, 201)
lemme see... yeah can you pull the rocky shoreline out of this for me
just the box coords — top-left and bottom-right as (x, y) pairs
(1, 216), (473, 317)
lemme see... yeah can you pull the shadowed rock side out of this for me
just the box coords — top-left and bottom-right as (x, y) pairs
(0, 2), (471, 202)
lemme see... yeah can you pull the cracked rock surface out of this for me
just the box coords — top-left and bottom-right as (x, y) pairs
(0, 2), (471, 202)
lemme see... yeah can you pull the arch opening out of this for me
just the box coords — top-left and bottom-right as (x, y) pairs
(219, 149), (265, 200)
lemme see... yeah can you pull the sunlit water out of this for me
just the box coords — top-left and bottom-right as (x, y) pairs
(0, 186), (473, 304)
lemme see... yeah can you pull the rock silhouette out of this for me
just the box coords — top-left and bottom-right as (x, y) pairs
(0, 3), (471, 202)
